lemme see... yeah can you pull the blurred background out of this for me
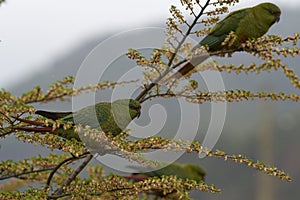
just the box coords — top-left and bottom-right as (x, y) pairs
(0, 0), (299, 199)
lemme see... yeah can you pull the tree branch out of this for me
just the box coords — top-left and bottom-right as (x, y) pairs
(0, 167), (56, 181)
(135, 0), (211, 102)
(50, 154), (93, 198)
(46, 152), (90, 187)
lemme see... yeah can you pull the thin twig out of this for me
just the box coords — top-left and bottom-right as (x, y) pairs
(46, 152), (90, 187)
(141, 90), (300, 103)
(25, 80), (139, 104)
(0, 111), (13, 124)
(136, 1), (211, 102)
(167, 0), (211, 69)
(11, 116), (45, 126)
(0, 167), (56, 180)
(51, 154), (93, 197)
(0, 129), (13, 138)
(47, 186), (135, 199)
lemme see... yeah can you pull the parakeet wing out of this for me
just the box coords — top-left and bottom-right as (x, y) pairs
(199, 8), (249, 49)
(144, 163), (188, 179)
(61, 103), (110, 128)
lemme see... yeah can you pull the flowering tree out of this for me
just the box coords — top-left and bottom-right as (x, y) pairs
(0, 0), (298, 199)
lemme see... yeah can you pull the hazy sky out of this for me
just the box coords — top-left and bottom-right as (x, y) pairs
(0, 0), (299, 88)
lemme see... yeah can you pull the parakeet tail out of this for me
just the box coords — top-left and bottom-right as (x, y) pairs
(35, 110), (72, 120)
(160, 54), (209, 85)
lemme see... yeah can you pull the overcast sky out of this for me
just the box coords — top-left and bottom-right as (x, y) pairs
(0, 0), (299, 88)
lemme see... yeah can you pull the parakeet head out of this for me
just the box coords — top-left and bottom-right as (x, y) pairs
(255, 3), (281, 25)
(183, 164), (206, 182)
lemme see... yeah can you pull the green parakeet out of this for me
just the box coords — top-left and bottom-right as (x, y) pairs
(124, 162), (205, 198)
(166, 2), (281, 81)
(145, 162), (206, 182)
(17, 99), (141, 141)
(125, 162), (206, 182)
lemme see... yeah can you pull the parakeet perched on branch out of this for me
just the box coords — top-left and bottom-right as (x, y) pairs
(124, 162), (206, 182)
(124, 162), (206, 198)
(16, 99), (141, 141)
(166, 2), (281, 81)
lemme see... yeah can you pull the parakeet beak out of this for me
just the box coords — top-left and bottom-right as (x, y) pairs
(276, 15), (280, 22)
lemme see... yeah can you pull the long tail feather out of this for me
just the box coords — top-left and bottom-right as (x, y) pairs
(14, 126), (56, 133)
(160, 54), (209, 85)
(35, 110), (72, 120)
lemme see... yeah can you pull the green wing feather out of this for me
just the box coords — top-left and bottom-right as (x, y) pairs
(197, 8), (250, 51)
(62, 102), (110, 128)
(144, 163), (205, 182)
(145, 163), (184, 177)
